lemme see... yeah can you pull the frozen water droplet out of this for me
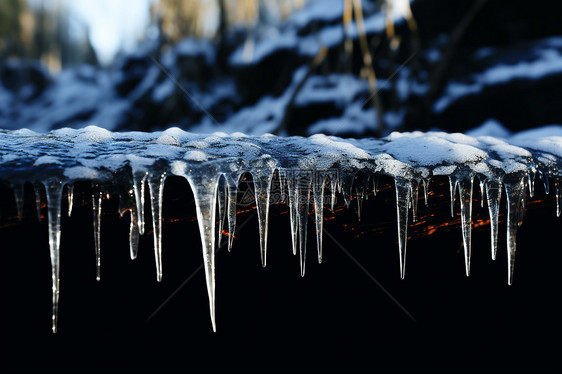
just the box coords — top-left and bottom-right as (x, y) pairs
(458, 177), (474, 277)
(44, 179), (63, 333)
(504, 173), (526, 285)
(148, 173), (166, 282)
(485, 179), (502, 261)
(92, 186), (103, 281)
(395, 178), (410, 279)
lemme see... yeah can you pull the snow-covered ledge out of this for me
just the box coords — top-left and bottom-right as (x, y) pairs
(1, 125), (561, 332)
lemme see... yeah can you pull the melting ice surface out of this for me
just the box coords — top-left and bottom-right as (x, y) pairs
(1, 125), (561, 333)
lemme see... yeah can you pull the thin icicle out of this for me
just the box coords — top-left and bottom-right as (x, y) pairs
(485, 179), (502, 261)
(226, 175), (239, 252)
(554, 179), (562, 217)
(410, 179), (419, 222)
(12, 184), (24, 221)
(148, 173), (166, 282)
(34, 183), (42, 222)
(286, 170), (299, 256)
(296, 171), (312, 276)
(458, 177), (474, 277)
(92, 186), (103, 281)
(422, 178), (429, 207)
(312, 171), (326, 264)
(479, 178), (486, 208)
(44, 179), (63, 333)
(528, 169), (535, 198)
(252, 168), (274, 267)
(448, 176), (458, 217)
(67, 184), (74, 217)
(539, 172), (549, 195)
(129, 206), (140, 260)
(504, 174), (526, 285)
(217, 176), (228, 248)
(340, 173), (354, 209)
(330, 173), (337, 212)
(187, 174), (220, 332)
(133, 171), (147, 235)
(394, 178), (411, 279)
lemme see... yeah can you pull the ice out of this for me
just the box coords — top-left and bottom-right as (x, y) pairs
(1, 125), (561, 332)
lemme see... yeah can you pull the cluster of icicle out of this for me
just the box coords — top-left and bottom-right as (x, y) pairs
(0, 126), (560, 333)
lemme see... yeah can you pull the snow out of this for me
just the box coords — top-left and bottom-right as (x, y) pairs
(434, 37), (562, 113)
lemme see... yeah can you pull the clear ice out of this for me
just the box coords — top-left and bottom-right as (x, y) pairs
(0, 126), (560, 332)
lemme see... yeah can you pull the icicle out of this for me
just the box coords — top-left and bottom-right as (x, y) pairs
(458, 177), (474, 277)
(394, 178), (411, 279)
(67, 184), (74, 217)
(410, 179), (419, 222)
(340, 173), (354, 209)
(217, 176), (228, 248)
(44, 179), (63, 333)
(479, 178), (486, 208)
(252, 168), (274, 267)
(528, 169), (535, 198)
(129, 206), (140, 260)
(286, 170), (299, 256)
(539, 172), (549, 195)
(187, 174), (220, 332)
(92, 186), (103, 281)
(554, 179), (562, 217)
(504, 174), (526, 285)
(372, 174), (379, 197)
(12, 184), (24, 221)
(422, 178), (429, 207)
(448, 176), (458, 217)
(133, 171), (147, 235)
(330, 173), (337, 212)
(354, 173), (369, 221)
(296, 171), (312, 276)
(485, 179), (502, 261)
(312, 171), (326, 264)
(34, 183), (42, 222)
(148, 173), (166, 282)
(226, 175), (239, 252)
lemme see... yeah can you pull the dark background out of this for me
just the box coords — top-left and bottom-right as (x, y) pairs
(1, 175), (560, 373)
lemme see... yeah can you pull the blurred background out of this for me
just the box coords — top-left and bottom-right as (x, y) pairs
(1, 0), (562, 137)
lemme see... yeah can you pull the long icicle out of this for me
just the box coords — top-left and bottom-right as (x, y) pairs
(297, 171), (312, 276)
(92, 186), (103, 281)
(129, 205), (140, 260)
(286, 170), (299, 256)
(133, 171), (147, 235)
(188, 174), (220, 332)
(395, 178), (411, 279)
(312, 171), (326, 264)
(448, 175), (458, 217)
(44, 179), (63, 333)
(253, 168), (274, 267)
(226, 174), (239, 252)
(148, 173), (166, 282)
(504, 173), (526, 285)
(485, 178), (502, 260)
(67, 183), (74, 217)
(458, 177), (474, 277)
